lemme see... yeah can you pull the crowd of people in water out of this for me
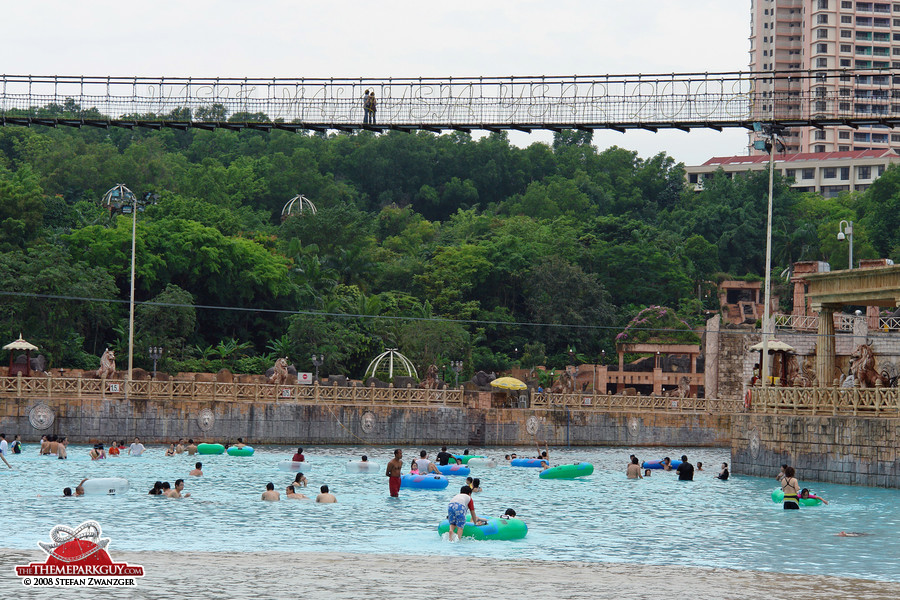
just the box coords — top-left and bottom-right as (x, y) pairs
(2, 432), (848, 537)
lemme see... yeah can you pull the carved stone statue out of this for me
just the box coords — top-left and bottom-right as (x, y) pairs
(800, 352), (817, 387)
(97, 348), (116, 379)
(419, 364), (441, 389)
(664, 376), (691, 398)
(549, 371), (576, 394)
(850, 342), (888, 388)
(268, 357), (289, 385)
(469, 370), (496, 388)
(784, 355), (800, 387)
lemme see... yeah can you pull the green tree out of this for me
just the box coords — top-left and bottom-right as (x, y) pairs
(0, 165), (44, 250)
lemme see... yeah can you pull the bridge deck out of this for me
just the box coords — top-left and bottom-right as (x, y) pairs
(2, 70), (899, 132)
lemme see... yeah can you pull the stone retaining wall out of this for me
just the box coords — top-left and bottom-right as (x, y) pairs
(731, 413), (900, 488)
(0, 397), (731, 447)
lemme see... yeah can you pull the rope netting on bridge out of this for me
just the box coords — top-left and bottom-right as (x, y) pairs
(1, 70), (900, 131)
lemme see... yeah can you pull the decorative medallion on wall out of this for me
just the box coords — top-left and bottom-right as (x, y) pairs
(361, 411), (376, 434)
(627, 417), (641, 438)
(525, 415), (539, 436)
(197, 408), (215, 432)
(28, 403), (55, 430)
(749, 428), (761, 460)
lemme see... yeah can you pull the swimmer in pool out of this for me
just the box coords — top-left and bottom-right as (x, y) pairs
(128, 437), (145, 456)
(471, 478), (482, 493)
(501, 508), (517, 519)
(89, 444), (106, 460)
(316, 485), (337, 503)
(186, 439), (198, 455)
(293, 473), (308, 488)
(285, 485), (309, 500)
(74, 478), (88, 497)
(189, 462), (203, 476)
(416, 450), (440, 475)
(626, 456), (643, 479)
(446, 485), (486, 541)
(837, 531), (868, 537)
(166, 479), (190, 498)
(235, 437), (246, 449)
(386, 449), (403, 498)
(717, 462), (729, 480)
(800, 488), (828, 505)
(535, 441), (550, 466)
(175, 438), (185, 454)
(261, 482), (280, 501)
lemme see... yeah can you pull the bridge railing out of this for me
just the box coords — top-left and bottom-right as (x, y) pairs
(529, 392), (741, 413)
(0, 375), (744, 412)
(748, 385), (900, 416)
(2, 69), (899, 131)
(0, 376), (466, 407)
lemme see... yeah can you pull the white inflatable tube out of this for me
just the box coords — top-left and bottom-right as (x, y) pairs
(81, 478), (130, 496)
(345, 460), (381, 473)
(277, 461), (312, 472)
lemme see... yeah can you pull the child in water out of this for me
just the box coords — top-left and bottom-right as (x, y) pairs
(800, 488), (829, 504)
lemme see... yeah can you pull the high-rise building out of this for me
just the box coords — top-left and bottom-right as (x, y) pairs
(749, 0), (900, 154)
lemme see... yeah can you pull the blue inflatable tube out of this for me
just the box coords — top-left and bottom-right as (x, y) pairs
(510, 458), (548, 468)
(400, 474), (449, 490)
(437, 464), (471, 477)
(641, 459), (682, 470)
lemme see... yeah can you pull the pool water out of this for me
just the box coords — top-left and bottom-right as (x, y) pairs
(2, 444), (898, 582)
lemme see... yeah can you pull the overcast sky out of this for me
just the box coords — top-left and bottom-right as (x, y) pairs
(2, 1), (751, 165)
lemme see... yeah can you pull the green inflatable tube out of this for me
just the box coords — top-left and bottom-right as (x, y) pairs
(227, 446), (254, 456)
(453, 455), (485, 465)
(539, 462), (594, 479)
(771, 489), (823, 506)
(197, 443), (225, 455)
(437, 516), (527, 540)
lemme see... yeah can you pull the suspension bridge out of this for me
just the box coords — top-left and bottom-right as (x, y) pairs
(1, 70), (900, 133)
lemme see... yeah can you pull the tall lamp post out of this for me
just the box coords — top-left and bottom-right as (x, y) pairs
(753, 122), (786, 388)
(311, 354), (324, 383)
(102, 184), (138, 386)
(837, 220), (854, 270)
(451, 360), (463, 388)
(148, 346), (163, 379)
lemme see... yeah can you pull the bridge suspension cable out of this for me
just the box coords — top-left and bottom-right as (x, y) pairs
(1, 70), (899, 133)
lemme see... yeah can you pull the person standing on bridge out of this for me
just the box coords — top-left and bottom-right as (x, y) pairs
(362, 90), (371, 124)
(365, 91), (377, 125)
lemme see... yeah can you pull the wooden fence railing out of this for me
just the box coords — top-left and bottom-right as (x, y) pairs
(0, 375), (746, 413)
(0, 376), (466, 407)
(748, 386), (900, 416)
(530, 392), (742, 413)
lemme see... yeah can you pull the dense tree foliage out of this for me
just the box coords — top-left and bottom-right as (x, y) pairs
(0, 119), (889, 376)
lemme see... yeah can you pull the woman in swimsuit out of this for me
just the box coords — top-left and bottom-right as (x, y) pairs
(781, 466), (800, 509)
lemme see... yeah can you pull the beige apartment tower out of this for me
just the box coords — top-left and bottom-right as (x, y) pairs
(750, 0), (900, 153)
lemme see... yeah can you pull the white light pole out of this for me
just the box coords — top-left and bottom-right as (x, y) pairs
(755, 123), (785, 388)
(837, 220), (854, 270)
(102, 184), (138, 386)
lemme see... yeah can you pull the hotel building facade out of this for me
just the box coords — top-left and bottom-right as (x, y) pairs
(750, 0), (900, 153)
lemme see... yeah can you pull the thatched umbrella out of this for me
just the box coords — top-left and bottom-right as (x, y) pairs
(749, 340), (796, 385)
(3, 334), (39, 376)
